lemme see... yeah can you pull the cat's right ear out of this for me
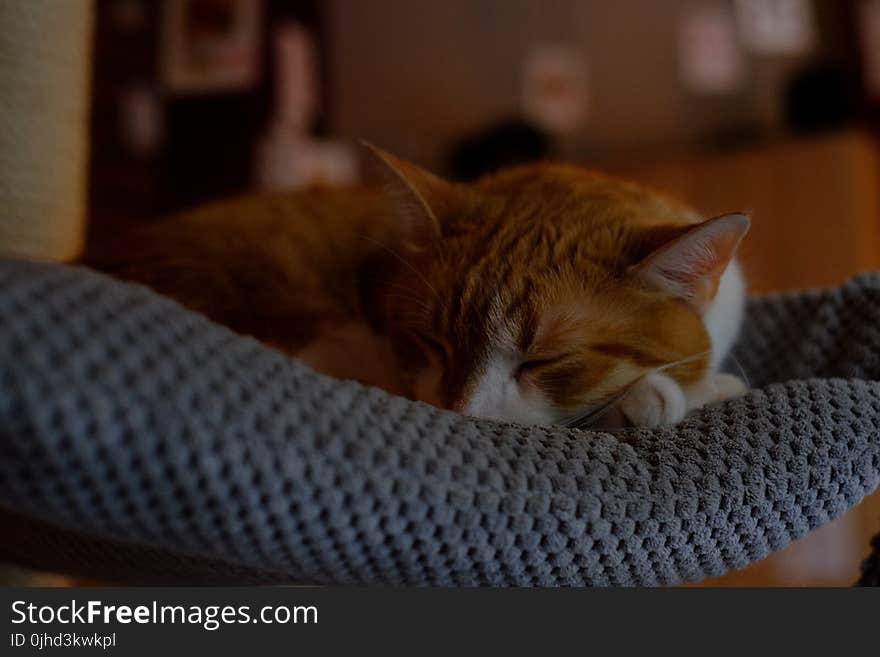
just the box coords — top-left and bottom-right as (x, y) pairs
(632, 212), (750, 312)
(359, 141), (448, 252)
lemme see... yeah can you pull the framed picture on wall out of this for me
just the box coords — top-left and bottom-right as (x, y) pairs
(159, 0), (262, 95)
(678, 3), (746, 96)
(521, 43), (589, 135)
(734, 0), (815, 56)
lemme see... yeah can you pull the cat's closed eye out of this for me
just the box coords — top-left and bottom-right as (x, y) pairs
(515, 356), (564, 382)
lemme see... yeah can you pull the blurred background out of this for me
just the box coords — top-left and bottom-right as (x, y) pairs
(2, 0), (880, 585)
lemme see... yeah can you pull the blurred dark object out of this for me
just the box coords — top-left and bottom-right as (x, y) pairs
(449, 119), (549, 182)
(162, 93), (268, 210)
(783, 61), (860, 134)
(857, 528), (880, 586)
(701, 120), (766, 153)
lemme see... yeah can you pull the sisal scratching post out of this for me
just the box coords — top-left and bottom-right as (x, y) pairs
(0, 0), (94, 261)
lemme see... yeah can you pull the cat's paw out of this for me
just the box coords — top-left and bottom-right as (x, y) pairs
(617, 372), (687, 427)
(685, 372), (747, 410)
(710, 372), (747, 401)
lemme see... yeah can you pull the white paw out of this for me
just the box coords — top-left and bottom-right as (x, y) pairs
(617, 372), (687, 427)
(711, 372), (747, 401)
(685, 372), (747, 411)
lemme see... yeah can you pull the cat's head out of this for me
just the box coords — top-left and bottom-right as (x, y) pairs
(364, 145), (749, 426)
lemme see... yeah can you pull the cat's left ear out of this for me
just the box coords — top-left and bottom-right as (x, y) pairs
(359, 141), (449, 251)
(633, 213), (750, 312)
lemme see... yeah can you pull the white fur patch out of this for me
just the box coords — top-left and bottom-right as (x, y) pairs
(459, 321), (556, 425)
(704, 259), (746, 369)
(460, 352), (555, 425)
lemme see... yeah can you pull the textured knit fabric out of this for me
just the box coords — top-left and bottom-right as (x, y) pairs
(1, 258), (879, 586)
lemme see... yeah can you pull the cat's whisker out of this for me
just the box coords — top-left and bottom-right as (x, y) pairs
(653, 349), (713, 374)
(356, 233), (439, 300)
(562, 379), (641, 429)
(563, 393), (624, 429)
(725, 352), (751, 390)
(388, 306), (436, 323)
(382, 282), (435, 304)
(377, 282), (437, 314)
(560, 348), (714, 430)
(382, 292), (433, 313)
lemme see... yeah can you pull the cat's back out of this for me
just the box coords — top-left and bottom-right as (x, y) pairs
(85, 185), (394, 350)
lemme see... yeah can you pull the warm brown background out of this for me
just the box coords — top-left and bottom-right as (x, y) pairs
(325, 0), (858, 167)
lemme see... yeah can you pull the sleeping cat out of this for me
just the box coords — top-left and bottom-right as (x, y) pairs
(86, 144), (749, 428)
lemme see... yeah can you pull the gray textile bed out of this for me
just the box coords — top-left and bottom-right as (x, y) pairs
(1, 258), (878, 585)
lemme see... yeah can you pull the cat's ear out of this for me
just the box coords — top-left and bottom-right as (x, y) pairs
(632, 213), (749, 311)
(359, 141), (448, 251)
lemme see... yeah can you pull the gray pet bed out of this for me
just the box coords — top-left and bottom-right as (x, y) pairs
(1, 258), (879, 585)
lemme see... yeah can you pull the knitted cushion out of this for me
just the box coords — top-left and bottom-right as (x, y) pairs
(1, 258), (878, 585)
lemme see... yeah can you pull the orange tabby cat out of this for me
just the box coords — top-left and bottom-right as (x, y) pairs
(86, 145), (749, 428)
